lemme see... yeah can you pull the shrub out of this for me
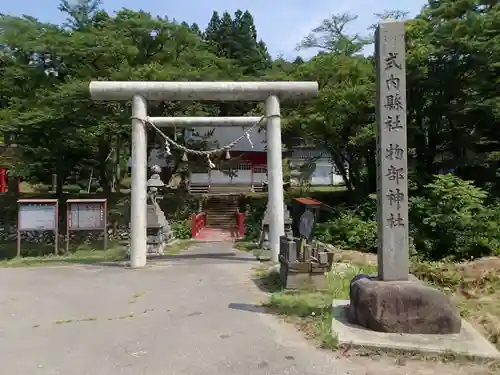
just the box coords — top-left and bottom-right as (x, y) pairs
(315, 213), (378, 252)
(34, 184), (50, 193)
(352, 194), (377, 221)
(64, 184), (81, 194)
(313, 194), (378, 252)
(120, 177), (132, 189)
(243, 207), (265, 241)
(410, 174), (500, 260)
(238, 196), (267, 242)
(171, 219), (191, 239)
(311, 174), (500, 261)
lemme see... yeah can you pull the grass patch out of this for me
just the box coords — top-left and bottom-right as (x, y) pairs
(132, 291), (146, 299)
(411, 259), (500, 350)
(235, 241), (271, 261)
(325, 249), (500, 350)
(253, 265), (282, 292)
(254, 256), (500, 373)
(256, 262), (376, 349)
(329, 250), (500, 351)
(54, 319), (73, 325)
(306, 185), (347, 193)
(0, 239), (194, 268)
(234, 241), (258, 252)
(0, 241), (127, 267)
(165, 239), (194, 255)
(129, 290), (147, 304)
(256, 254), (500, 358)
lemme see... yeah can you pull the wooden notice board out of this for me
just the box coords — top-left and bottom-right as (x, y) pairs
(17, 199), (59, 257)
(66, 199), (108, 252)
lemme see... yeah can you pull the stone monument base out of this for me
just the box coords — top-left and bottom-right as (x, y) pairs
(279, 260), (329, 290)
(332, 299), (500, 360)
(347, 275), (461, 334)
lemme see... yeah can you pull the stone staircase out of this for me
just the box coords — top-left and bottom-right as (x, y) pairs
(189, 183), (261, 195)
(204, 196), (239, 229)
(207, 184), (252, 195)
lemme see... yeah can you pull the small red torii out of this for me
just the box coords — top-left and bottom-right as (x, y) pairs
(0, 168), (20, 193)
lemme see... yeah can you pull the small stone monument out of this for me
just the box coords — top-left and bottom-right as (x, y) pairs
(299, 210), (314, 240)
(347, 19), (461, 334)
(279, 208), (331, 290)
(144, 165), (174, 255)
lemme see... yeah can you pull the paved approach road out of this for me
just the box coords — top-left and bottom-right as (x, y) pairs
(0, 243), (478, 375)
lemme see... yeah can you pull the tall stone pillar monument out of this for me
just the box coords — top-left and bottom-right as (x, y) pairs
(346, 19), (462, 335)
(375, 19), (409, 281)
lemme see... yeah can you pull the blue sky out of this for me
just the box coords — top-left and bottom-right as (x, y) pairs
(3, 0), (427, 59)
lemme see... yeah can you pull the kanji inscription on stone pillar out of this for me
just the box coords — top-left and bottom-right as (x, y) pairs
(375, 19), (409, 281)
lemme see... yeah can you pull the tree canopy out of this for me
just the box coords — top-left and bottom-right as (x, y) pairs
(0, 0), (498, 201)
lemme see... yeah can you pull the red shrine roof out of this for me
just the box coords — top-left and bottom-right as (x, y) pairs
(294, 197), (322, 206)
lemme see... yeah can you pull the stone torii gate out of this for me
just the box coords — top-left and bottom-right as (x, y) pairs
(89, 81), (319, 268)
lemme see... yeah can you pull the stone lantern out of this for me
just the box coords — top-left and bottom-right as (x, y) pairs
(144, 165), (173, 255)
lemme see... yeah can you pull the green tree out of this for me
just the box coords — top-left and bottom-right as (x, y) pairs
(404, 0), (500, 190)
(58, 0), (103, 30)
(204, 11), (221, 44)
(232, 10), (271, 73)
(298, 13), (370, 56)
(286, 13), (376, 197)
(204, 9), (271, 74)
(0, 8), (243, 193)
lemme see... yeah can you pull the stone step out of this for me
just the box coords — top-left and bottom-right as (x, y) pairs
(208, 184), (251, 189)
(205, 204), (238, 209)
(205, 201), (238, 205)
(206, 217), (234, 222)
(203, 196), (240, 230)
(205, 200), (238, 204)
(207, 189), (252, 194)
(205, 203), (238, 206)
(205, 204), (238, 207)
(206, 197), (239, 202)
(205, 224), (236, 229)
(205, 217), (235, 222)
(190, 183), (263, 195)
(205, 217), (237, 222)
(205, 206), (238, 211)
(206, 223), (235, 228)
(206, 208), (235, 212)
(206, 216), (234, 220)
(189, 186), (209, 194)
(205, 209), (238, 214)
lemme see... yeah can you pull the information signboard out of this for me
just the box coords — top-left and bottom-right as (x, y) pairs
(19, 204), (57, 231)
(66, 199), (107, 252)
(68, 202), (105, 230)
(17, 199), (59, 257)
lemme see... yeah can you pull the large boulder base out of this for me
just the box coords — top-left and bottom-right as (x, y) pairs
(347, 276), (461, 334)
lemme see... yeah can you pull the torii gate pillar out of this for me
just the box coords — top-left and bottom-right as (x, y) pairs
(265, 95), (285, 262)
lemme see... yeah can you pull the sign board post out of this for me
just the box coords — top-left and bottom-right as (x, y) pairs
(66, 199), (108, 252)
(17, 199), (59, 257)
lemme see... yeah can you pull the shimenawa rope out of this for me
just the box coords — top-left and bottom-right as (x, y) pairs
(130, 115), (279, 168)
